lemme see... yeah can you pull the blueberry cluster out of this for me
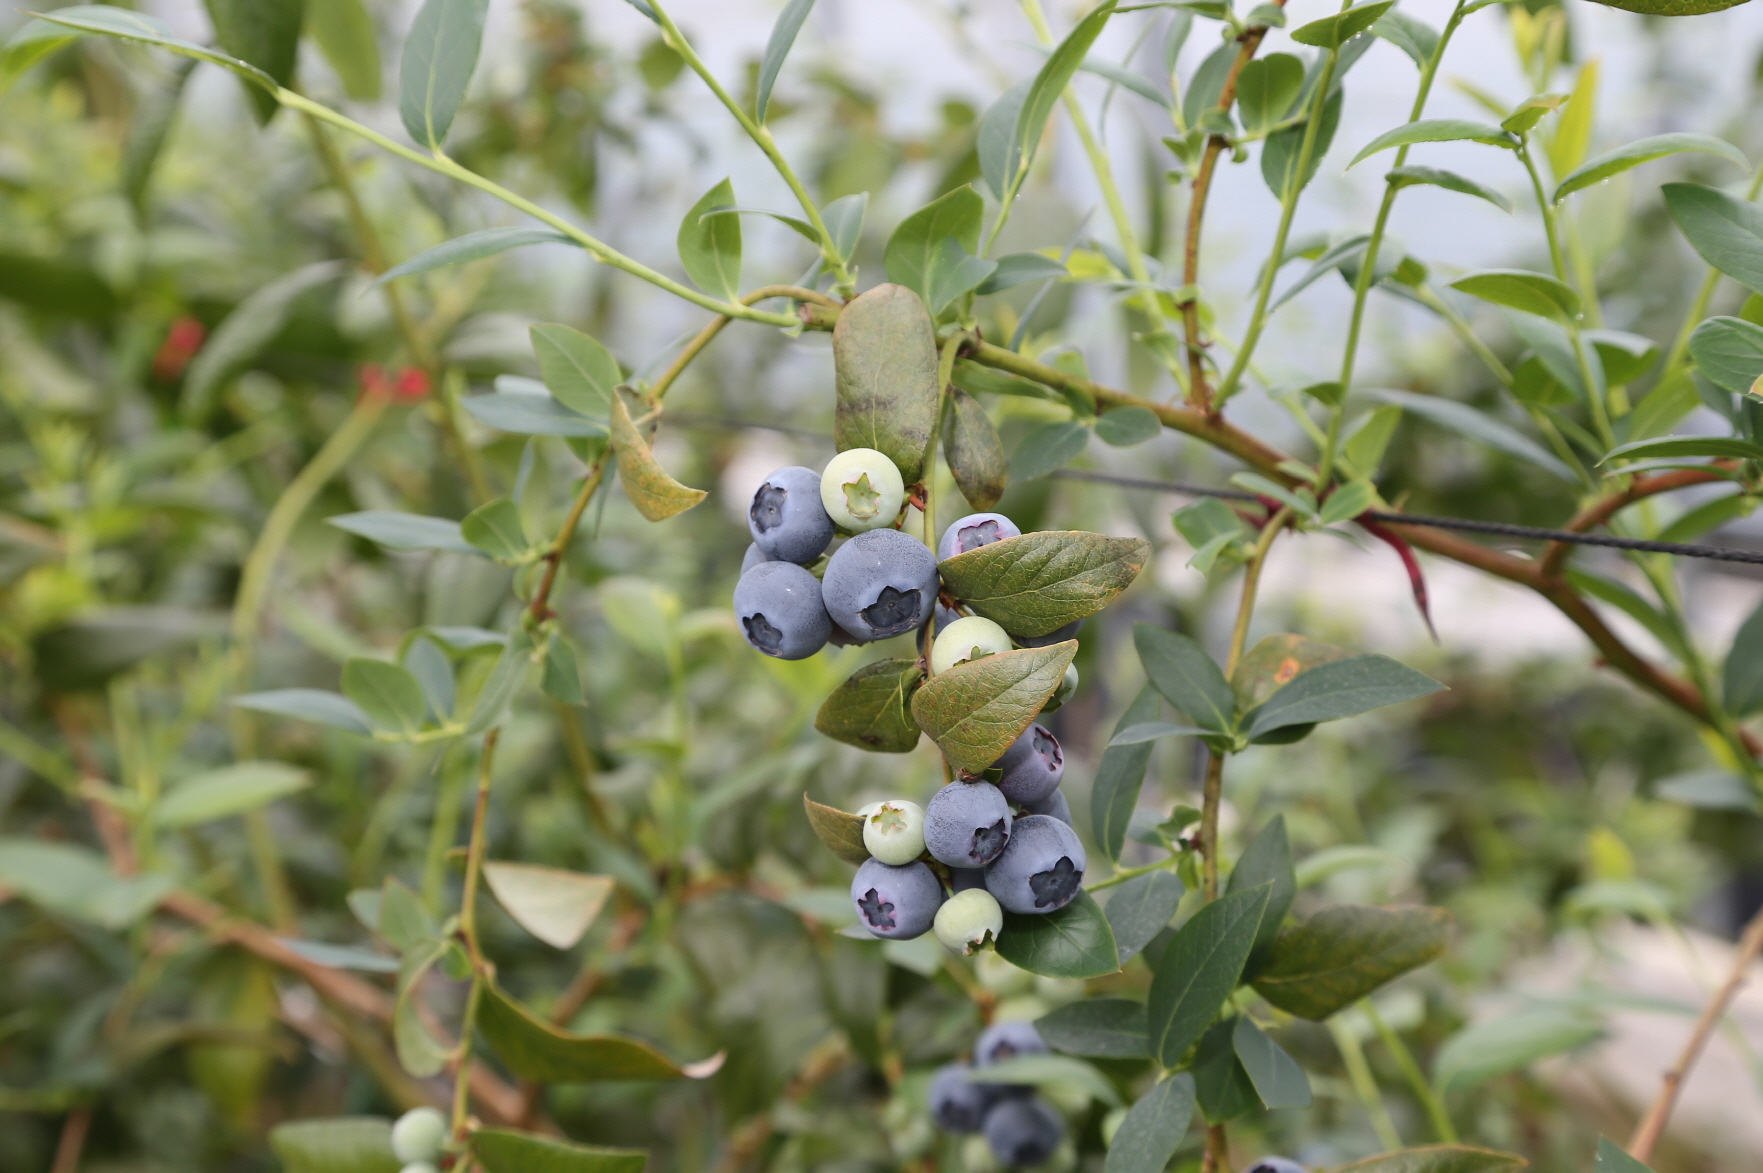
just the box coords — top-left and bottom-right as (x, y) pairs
(929, 1021), (1065, 1168)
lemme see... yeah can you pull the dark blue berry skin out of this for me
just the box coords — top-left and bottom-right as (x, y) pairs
(925, 781), (1011, 868)
(928, 1063), (999, 1133)
(1023, 789), (1071, 827)
(935, 604), (961, 635)
(821, 529), (938, 642)
(983, 1097), (1063, 1167)
(741, 543), (772, 573)
(985, 814), (1086, 915)
(733, 562), (831, 660)
(950, 867), (988, 893)
(748, 466), (835, 564)
(850, 858), (943, 939)
(994, 724), (1064, 805)
(937, 513), (1023, 561)
(1014, 618), (1082, 649)
(974, 1020), (1049, 1067)
(1244, 1161), (1310, 1173)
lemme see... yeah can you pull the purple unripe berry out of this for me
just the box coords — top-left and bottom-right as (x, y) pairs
(925, 780), (1011, 868)
(938, 513), (1023, 561)
(994, 724), (1064, 805)
(984, 815), (1086, 915)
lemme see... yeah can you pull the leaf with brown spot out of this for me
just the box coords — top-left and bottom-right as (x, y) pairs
(944, 388), (1006, 509)
(938, 531), (1150, 638)
(1230, 633), (1351, 710)
(804, 794), (870, 865)
(910, 642), (1077, 772)
(609, 392), (707, 522)
(815, 659), (923, 753)
(832, 283), (941, 483)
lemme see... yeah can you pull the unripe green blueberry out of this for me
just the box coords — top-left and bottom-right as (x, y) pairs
(934, 887), (1003, 954)
(821, 448), (906, 532)
(863, 799), (927, 865)
(1040, 664), (1078, 713)
(1100, 1107), (1127, 1149)
(974, 950), (1034, 995)
(931, 616), (1013, 675)
(390, 1107), (447, 1164)
(401, 1165), (440, 1173)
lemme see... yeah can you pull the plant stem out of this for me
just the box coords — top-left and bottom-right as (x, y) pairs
(528, 460), (609, 624)
(273, 89), (799, 328)
(452, 728), (500, 1137)
(650, 286), (839, 406)
(1328, 1017), (1405, 1151)
(1364, 999), (1458, 1144)
(1087, 855), (1182, 892)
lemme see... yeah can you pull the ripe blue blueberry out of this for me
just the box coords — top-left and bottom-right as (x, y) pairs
(741, 543), (773, 573)
(950, 867), (988, 893)
(733, 561), (831, 660)
(821, 448), (907, 532)
(994, 724), (1064, 805)
(748, 466), (835, 564)
(983, 1096), (1064, 1167)
(929, 1063), (1000, 1133)
(1245, 1161), (1310, 1173)
(985, 814), (1086, 915)
(974, 1019), (1048, 1066)
(925, 780), (1011, 868)
(850, 857), (943, 939)
(1014, 618), (1082, 649)
(935, 604), (961, 634)
(821, 528), (938, 642)
(938, 513), (1023, 561)
(1023, 789), (1071, 827)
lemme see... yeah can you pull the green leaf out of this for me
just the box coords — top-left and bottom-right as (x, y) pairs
(477, 979), (692, 1081)
(1588, 329), (1660, 385)
(1110, 722), (1213, 745)
(944, 388), (1007, 511)
(698, 205), (817, 244)
(1290, 0), (1393, 48)
(155, 761), (309, 827)
(1349, 119), (1514, 168)
(1567, 571), (1682, 656)
(1262, 88), (1341, 197)
(1364, 389), (1578, 483)
(1344, 405), (1403, 477)
(1191, 1019), (1259, 1123)
(473, 1130), (648, 1173)
(911, 643), (1077, 772)
(1664, 182), (1763, 299)
(233, 688), (372, 734)
(1595, 1138), (1656, 1173)
(831, 283), (943, 484)
(609, 392), (708, 522)
(1687, 315), (1763, 395)
(804, 795), (870, 866)
(884, 187), (985, 309)
(1236, 53), (1303, 134)
(531, 323), (621, 418)
(923, 237), (999, 316)
(1094, 406), (1161, 447)
(462, 392), (607, 438)
(1035, 998), (1150, 1058)
(542, 637), (583, 705)
(1601, 435), (1763, 463)
(979, 252), (1071, 294)
(1104, 871), (1185, 964)
(24, 6), (277, 92)
(1243, 654), (1444, 739)
(1092, 685), (1161, 863)
(460, 498), (529, 562)
(1134, 625), (1235, 734)
(1332, 1147), (1529, 1173)
(1232, 1016), (1311, 1109)
(954, 358), (1058, 401)
(814, 660), (923, 753)
(307, 0), (381, 100)
(1386, 165), (1511, 212)
(374, 227), (574, 288)
(680, 179), (743, 303)
(1181, 43), (1235, 128)
(1372, 11), (1438, 67)
(405, 636), (455, 720)
(202, 0), (303, 122)
(1012, 421), (1091, 481)
(483, 862), (613, 949)
(342, 658), (428, 735)
(269, 1118), (400, 1173)
(465, 630), (532, 736)
(392, 940), (447, 1077)
(969, 1054), (1122, 1107)
(994, 889), (1120, 979)
(978, 79), (1033, 201)
(1227, 816), (1296, 975)
(1012, 2), (1118, 187)
(327, 511), (480, 556)
(399, 0), (489, 150)
(1074, 52), (1170, 109)
(1232, 634), (1351, 712)
(1499, 92), (1568, 136)
(1725, 595), (1763, 715)
(1251, 904), (1452, 1020)
(1231, 471), (1318, 520)
(1103, 1073), (1195, 1173)
(939, 531), (1150, 639)
(377, 876), (437, 951)
(183, 261), (345, 418)
(1555, 133), (1746, 202)
(1450, 269), (1581, 323)
(0, 837), (173, 929)
(1146, 883), (1271, 1066)
(1433, 1009), (1603, 1096)
(1318, 479), (1377, 526)
(755, 0), (813, 121)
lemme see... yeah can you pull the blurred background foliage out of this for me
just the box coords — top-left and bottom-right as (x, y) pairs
(1, 0), (1761, 1170)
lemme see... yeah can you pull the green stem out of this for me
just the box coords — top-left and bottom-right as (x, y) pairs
(452, 728), (499, 1137)
(1329, 1017), (1405, 1151)
(1364, 1000), (1458, 1144)
(274, 89), (799, 328)
(1087, 855), (1182, 892)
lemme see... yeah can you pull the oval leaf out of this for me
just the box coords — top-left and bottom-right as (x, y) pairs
(1011, 420), (1091, 481)
(1035, 998), (1150, 1059)
(482, 862), (615, 949)
(374, 227), (575, 288)
(1449, 269), (1581, 323)
(1104, 1073), (1197, 1173)
(803, 794), (870, 866)
(341, 657), (427, 735)
(462, 392), (607, 438)
(944, 387), (1007, 509)
(755, 0), (813, 122)
(1433, 1009), (1603, 1096)
(327, 511), (480, 556)
(1091, 685), (1161, 864)
(1146, 883), (1271, 1066)
(814, 659), (923, 753)
(1332, 1146), (1529, 1173)
(1386, 165), (1511, 213)
(883, 187), (985, 314)
(532, 323), (620, 417)
(1687, 315), (1763, 395)
(1290, 0), (1394, 48)
(1555, 133), (1746, 202)
(1363, 389), (1577, 483)
(476, 980), (692, 1082)
(156, 761), (309, 827)
(994, 888), (1120, 979)
(1349, 119), (1514, 169)
(910, 642), (1077, 773)
(1133, 625), (1235, 734)
(679, 178), (742, 303)
(233, 688), (372, 734)
(269, 1118), (399, 1173)
(938, 531), (1150, 639)
(1243, 653), (1444, 739)
(1664, 182), (1763, 299)
(472, 1129), (649, 1173)
(398, 0), (489, 150)
(831, 283), (942, 484)
(1251, 904), (1452, 1020)
(1104, 870), (1186, 964)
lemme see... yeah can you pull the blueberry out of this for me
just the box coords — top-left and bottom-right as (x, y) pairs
(1039, 663), (1078, 714)
(938, 513), (1023, 560)
(733, 561), (831, 660)
(936, 604), (961, 634)
(741, 543), (773, 573)
(850, 858), (943, 939)
(391, 1107), (447, 1163)
(983, 1096), (1064, 1167)
(821, 528), (938, 642)
(951, 867), (989, 893)
(925, 780), (1012, 868)
(862, 799), (926, 866)
(973, 1019), (1048, 1066)
(935, 888), (1004, 954)
(995, 724), (1064, 805)
(929, 1063), (1000, 1133)
(985, 814), (1085, 915)
(1244, 1161), (1311, 1173)
(1014, 618), (1082, 649)
(748, 466), (835, 564)
(821, 448), (906, 532)
(931, 615), (1014, 675)
(1023, 789), (1071, 827)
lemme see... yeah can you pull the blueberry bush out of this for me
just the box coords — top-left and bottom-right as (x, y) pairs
(1, 0), (1762, 1171)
